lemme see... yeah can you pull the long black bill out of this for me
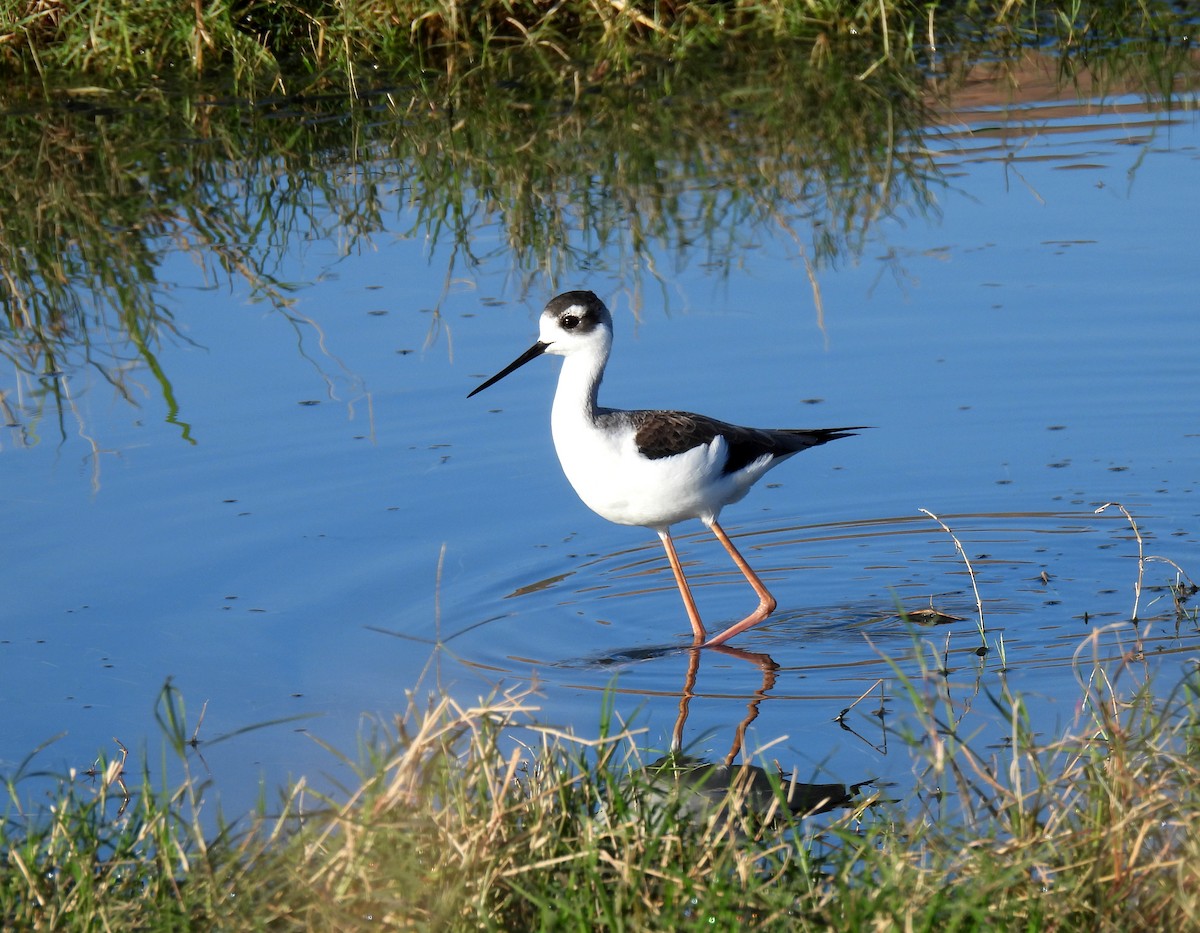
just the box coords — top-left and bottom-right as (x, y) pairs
(467, 341), (549, 397)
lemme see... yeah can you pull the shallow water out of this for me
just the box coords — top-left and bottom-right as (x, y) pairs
(2, 67), (1198, 818)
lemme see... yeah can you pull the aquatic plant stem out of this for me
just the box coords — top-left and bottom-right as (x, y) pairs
(920, 508), (986, 648)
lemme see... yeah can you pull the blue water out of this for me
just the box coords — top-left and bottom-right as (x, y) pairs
(3, 88), (1198, 819)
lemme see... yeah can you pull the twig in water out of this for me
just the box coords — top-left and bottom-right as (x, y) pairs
(189, 699), (208, 748)
(919, 508), (986, 648)
(835, 678), (885, 725)
(1096, 502), (1145, 621)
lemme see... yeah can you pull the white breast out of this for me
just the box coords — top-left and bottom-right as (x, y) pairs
(545, 335), (780, 530)
(551, 411), (777, 530)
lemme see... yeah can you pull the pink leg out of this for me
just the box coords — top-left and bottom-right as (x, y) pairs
(657, 529), (706, 644)
(701, 520), (777, 647)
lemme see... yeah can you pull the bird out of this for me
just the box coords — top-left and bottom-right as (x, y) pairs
(468, 290), (864, 648)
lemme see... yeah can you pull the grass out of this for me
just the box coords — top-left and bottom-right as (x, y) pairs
(0, 0), (1195, 88)
(1, 5), (1194, 461)
(4, 631), (1200, 929)
(8, 499), (1200, 931)
(5, 13), (1193, 462)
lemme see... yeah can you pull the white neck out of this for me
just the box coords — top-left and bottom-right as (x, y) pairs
(551, 341), (609, 431)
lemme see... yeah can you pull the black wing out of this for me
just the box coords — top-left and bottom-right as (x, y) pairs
(609, 409), (865, 475)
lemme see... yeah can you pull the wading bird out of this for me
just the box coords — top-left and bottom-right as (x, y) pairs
(469, 291), (862, 647)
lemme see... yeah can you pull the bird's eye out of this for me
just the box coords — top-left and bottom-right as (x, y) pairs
(561, 314), (580, 330)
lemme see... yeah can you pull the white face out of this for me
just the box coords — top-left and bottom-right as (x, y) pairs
(467, 290), (613, 397)
(538, 292), (612, 358)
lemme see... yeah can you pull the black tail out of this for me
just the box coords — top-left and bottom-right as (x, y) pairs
(779, 426), (870, 450)
(722, 425), (869, 474)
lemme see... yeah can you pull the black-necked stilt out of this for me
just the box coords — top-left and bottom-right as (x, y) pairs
(469, 290), (864, 647)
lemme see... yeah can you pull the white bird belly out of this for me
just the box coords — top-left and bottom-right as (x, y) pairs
(550, 418), (770, 529)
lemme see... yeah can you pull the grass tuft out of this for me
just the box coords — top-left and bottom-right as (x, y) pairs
(5, 645), (1200, 928)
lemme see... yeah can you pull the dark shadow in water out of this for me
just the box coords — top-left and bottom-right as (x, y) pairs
(549, 643), (688, 668)
(615, 646), (873, 826)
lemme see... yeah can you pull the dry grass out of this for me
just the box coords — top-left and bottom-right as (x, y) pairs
(5, 640), (1200, 929)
